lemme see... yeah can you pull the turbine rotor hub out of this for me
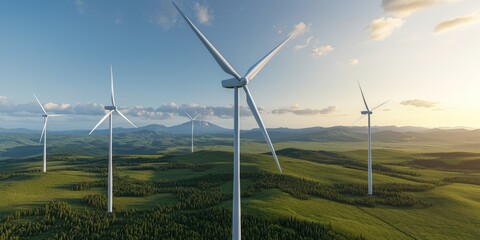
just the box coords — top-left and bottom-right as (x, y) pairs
(240, 77), (249, 86)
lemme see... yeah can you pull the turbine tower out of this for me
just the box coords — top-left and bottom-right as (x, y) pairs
(184, 111), (199, 153)
(173, 3), (289, 239)
(33, 93), (60, 173)
(89, 65), (136, 213)
(357, 81), (388, 196)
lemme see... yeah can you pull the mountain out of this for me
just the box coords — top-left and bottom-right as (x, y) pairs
(0, 127), (39, 134)
(138, 124), (168, 132)
(165, 120), (230, 135)
(1, 123), (480, 160)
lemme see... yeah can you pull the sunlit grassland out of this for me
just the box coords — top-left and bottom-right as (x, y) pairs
(1, 139), (480, 239)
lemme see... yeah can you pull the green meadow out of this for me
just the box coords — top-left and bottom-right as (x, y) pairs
(1, 136), (480, 239)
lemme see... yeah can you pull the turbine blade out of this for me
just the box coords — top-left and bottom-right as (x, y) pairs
(352, 115), (366, 125)
(39, 117), (47, 143)
(244, 34), (293, 81)
(48, 114), (62, 117)
(243, 86), (282, 173)
(357, 80), (370, 111)
(184, 111), (192, 120)
(172, 2), (241, 80)
(33, 93), (47, 115)
(110, 65), (116, 106)
(89, 111), (113, 135)
(371, 100), (390, 111)
(116, 110), (137, 128)
(192, 114), (200, 121)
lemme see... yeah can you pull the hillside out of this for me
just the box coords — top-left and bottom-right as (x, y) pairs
(1, 146), (480, 239)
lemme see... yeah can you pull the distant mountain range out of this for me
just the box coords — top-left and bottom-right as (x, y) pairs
(1, 121), (480, 159)
(0, 121), (230, 135)
(1, 121), (479, 143)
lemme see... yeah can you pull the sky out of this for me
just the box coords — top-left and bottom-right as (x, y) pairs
(1, 0), (480, 131)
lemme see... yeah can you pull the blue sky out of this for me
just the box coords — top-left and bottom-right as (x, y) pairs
(1, 0), (480, 130)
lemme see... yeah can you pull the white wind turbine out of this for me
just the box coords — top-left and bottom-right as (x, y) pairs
(184, 111), (199, 153)
(173, 3), (289, 239)
(357, 81), (389, 196)
(89, 65), (137, 213)
(33, 93), (61, 173)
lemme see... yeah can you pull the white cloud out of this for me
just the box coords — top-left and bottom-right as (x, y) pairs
(294, 36), (313, 50)
(151, 0), (178, 30)
(368, 17), (404, 40)
(73, 103), (105, 115)
(0, 96), (7, 104)
(290, 22), (311, 37)
(434, 13), (480, 33)
(272, 104), (337, 115)
(401, 99), (438, 108)
(122, 102), (257, 120)
(0, 97), (266, 120)
(44, 102), (72, 113)
(368, 0), (450, 41)
(194, 2), (213, 25)
(382, 0), (447, 17)
(311, 45), (334, 56)
(350, 58), (360, 65)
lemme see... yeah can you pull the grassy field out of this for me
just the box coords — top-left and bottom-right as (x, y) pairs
(1, 139), (480, 239)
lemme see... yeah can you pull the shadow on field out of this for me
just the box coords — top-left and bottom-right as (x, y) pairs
(0, 145), (41, 158)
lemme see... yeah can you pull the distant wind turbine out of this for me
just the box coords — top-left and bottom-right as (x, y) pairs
(89, 65), (137, 213)
(33, 93), (61, 173)
(173, 3), (289, 239)
(357, 81), (389, 196)
(184, 111), (199, 153)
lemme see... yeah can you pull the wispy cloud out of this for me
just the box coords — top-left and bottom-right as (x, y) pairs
(151, 0), (178, 30)
(194, 2), (213, 25)
(350, 58), (360, 65)
(290, 22), (311, 37)
(382, 0), (447, 17)
(400, 99), (438, 108)
(369, 0), (450, 41)
(311, 45), (334, 56)
(434, 12), (480, 33)
(272, 104), (337, 115)
(368, 17), (404, 40)
(115, 12), (123, 24)
(294, 36), (313, 50)
(74, 0), (85, 14)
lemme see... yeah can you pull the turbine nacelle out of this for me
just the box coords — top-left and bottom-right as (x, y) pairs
(42, 114), (48, 118)
(361, 110), (372, 115)
(222, 78), (247, 89)
(105, 106), (117, 111)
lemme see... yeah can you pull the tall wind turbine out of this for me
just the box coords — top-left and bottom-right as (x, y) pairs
(89, 65), (137, 213)
(357, 81), (389, 196)
(184, 111), (199, 153)
(33, 93), (60, 173)
(173, 3), (289, 239)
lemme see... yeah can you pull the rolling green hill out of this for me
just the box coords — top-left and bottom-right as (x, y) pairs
(1, 142), (480, 239)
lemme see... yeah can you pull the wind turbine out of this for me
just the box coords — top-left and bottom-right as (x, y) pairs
(89, 65), (137, 213)
(33, 93), (60, 173)
(357, 81), (389, 196)
(173, 3), (289, 239)
(184, 111), (199, 153)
